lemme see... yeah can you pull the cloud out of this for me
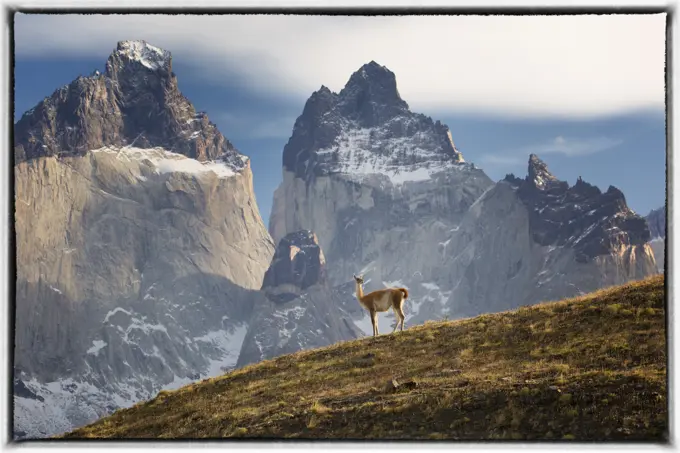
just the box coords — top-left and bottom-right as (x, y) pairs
(14, 14), (666, 118)
(479, 135), (624, 168)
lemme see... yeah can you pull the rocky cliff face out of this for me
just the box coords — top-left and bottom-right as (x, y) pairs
(646, 206), (666, 272)
(269, 62), (658, 333)
(13, 41), (274, 439)
(237, 231), (362, 367)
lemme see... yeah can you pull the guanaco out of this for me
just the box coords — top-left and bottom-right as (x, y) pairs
(353, 274), (409, 337)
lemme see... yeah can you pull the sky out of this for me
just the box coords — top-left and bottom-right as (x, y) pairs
(13, 13), (667, 225)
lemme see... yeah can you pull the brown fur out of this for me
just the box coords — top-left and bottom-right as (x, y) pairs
(353, 274), (408, 337)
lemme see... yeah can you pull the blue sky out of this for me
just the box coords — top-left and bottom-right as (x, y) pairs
(13, 14), (666, 225)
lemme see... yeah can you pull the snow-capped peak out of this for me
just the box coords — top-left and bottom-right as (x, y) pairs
(115, 40), (171, 71)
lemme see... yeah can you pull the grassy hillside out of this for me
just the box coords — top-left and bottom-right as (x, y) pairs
(62, 275), (667, 441)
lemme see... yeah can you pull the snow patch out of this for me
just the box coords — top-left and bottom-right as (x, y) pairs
(103, 307), (132, 323)
(383, 280), (407, 289)
(572, 222), (598, 245)
(273, 305), (307, 321)
(92, 146), (241, 178)
(116, 40), (171, 71)
(14, 376), (140, 440)
(314, 125), (465, 185)
(192, 324), (248, 377)
(86, 340), (107, 356)
(469, 186), (494, 211)
(421, 282), (440, 291)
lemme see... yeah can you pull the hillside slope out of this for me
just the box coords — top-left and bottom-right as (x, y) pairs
(62, 275), (667, 441)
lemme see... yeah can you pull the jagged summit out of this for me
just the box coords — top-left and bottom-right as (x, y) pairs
(527, 154), (559, 189)
(505, 154), (650, 263)
(281, 62), (466, 182)
(14, 40), (245, 170)
(346, 61), (396, 86)
(337, 61), (408, 127)
(110, 40), (172, 72)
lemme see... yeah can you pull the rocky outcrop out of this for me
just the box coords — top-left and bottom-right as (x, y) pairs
(13, 41), (274, 439)
(237, 231), (361, 367)
(646, 206), (666, 272)
(261, 230), (328, 297)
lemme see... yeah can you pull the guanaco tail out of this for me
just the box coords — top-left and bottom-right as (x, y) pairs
(353, 274), (409, 337)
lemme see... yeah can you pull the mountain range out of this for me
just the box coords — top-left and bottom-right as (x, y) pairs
(13, 41), (662, 439)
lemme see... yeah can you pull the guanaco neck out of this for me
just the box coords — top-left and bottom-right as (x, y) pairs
(355, 282), (364, 300)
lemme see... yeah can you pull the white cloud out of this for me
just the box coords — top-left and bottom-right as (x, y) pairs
(14, 13), (666, 118)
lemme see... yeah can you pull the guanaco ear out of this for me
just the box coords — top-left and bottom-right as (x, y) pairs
(353, 274), (357, 280)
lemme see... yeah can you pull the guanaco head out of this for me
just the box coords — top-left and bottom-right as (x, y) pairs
(353, 274), (364, 285)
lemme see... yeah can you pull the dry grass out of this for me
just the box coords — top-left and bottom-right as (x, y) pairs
(61, 275), (667, 441)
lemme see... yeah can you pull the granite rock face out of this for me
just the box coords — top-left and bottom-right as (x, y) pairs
(237, 231), (362, 367)
(13, 41), (274, 439)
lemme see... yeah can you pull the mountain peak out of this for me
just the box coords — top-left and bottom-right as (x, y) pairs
(527, 154), (558, 189)
(337, 61), (409, 126)
(357, 60), (390, 76)
(111, 40), (172, 72)
(281, 63), (466, 180)
(14, 40), (244, 168)
(513, 153), (650, 263)
(344, 60), (400, 93)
